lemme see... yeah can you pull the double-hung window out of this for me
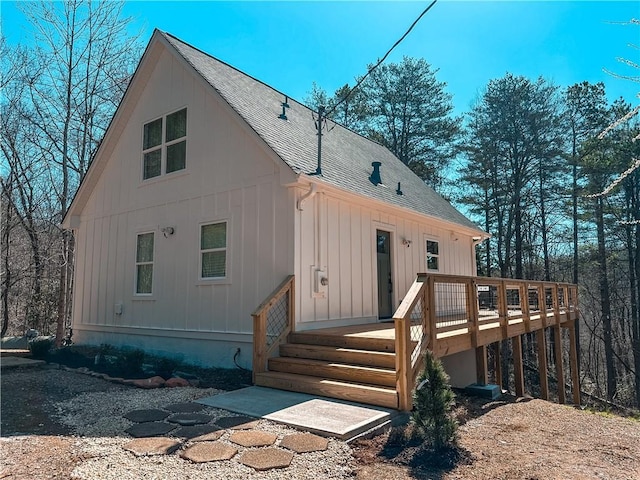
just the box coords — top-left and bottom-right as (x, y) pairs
(135, 232), (154, 294)
(200, 222), (227, 279)
(142, 108), (187, 180)
(426, 239), (439, 271)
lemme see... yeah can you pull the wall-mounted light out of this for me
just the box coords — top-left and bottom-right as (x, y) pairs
(161, 226), (175, 238)
(402, 238), (412, 248)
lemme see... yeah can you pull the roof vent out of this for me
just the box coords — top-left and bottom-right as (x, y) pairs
(396, 182), (403, 195)
(370, 161), (382, 186)
(278, 96), (290, 120)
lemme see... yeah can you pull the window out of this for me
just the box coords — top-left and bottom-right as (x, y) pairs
(426, 240), (439, 271)
(135, 233), (154, 294)
(142, 108), (187, 180)
(200, 222), (227, 279)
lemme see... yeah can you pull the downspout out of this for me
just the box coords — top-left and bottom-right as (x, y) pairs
(297, 183), (317, 211)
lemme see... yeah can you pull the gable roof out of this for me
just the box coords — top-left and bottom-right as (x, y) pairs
(160, 31), (483, 234)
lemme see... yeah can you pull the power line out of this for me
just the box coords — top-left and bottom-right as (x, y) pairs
(324, 0), (438, 118)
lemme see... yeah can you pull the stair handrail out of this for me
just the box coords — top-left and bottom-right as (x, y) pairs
(252, 275), (295, 383)
(393, 274), (429, 411)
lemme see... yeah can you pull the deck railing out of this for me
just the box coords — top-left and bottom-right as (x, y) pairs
(394, 273), (579, 410)
(251, 275), (295, 382)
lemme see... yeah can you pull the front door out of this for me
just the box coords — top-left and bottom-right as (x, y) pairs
(376, 230), (393, 319)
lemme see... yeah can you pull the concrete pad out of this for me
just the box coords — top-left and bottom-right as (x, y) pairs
(1, 357), (45, 369)
(465, 383), (502, 400)
(123, 437), (181, 456)
(124, 409), (170, 423)
(180, 442), (237, 463)
(239, 448), (293, 471)
(198, 386), (396, 441)
(280, 432), (328, 453)
(229, 430), (276, 447)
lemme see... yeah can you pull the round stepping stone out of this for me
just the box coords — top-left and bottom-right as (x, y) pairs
(173, 424), (221, 439)
(229, 430), (276, 448)
(191, 430), (224, 442)
(215, 415), (259, 430)
(123, 409), (170, 423)
(167, 413), (213, 426)
(180, 441), (237, 463)
(280, 432), (329, 453)
(123, 437), (181, 456)
(125, 421), (176, 438)
(164, 402), (205, 413)
(239, 448), (293, 471)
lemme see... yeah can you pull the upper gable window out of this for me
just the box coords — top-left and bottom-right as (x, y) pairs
(142, 108), (187, 180)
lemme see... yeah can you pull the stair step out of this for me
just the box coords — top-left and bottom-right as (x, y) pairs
(255, 371), (398, 409)
(279, 343), (396, 369)
(289, 331), (396, 352)
(268, 357), (396, 387)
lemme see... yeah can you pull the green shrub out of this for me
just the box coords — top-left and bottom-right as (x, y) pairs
(411, 350), (458, 449)
(29, 338), (53, 360)
(116, 348), (145, 377)
(154, 357), (179, 379)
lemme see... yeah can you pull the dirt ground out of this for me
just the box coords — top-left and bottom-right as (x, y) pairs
(2, 364), (640, 480)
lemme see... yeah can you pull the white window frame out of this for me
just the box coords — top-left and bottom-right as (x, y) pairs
(134, 231), (155, 296)
(198, 220), (229, 283)
(142, 107), (187, 181)
(426, 238), (440, 271)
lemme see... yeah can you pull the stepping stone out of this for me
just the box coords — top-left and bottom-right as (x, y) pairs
(125, 421), (176, 438)
(167, 413), (213, 426)
(280, 432), (329, 453)
(173, 425), (222, 439)
(180, 442), (237, 463)
(123, 437), (181, 456)
(229, 430), (276, 448)
(124, 409), (170, 423)
(191, 430), (224, 442)
(164, 402), (205, 413)
(239, 448), (293, 471)
(215, 415), (259, 430)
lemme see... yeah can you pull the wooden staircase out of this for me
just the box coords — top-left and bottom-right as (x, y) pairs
(254, 329), (399, 409)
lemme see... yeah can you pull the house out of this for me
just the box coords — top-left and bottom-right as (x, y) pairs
(62, 30), (490, 398)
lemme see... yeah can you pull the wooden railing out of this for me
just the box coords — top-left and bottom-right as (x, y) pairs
(251, 275), (295, 383)
(394, 273), (579, 410)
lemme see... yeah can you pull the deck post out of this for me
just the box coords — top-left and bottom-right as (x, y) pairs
(513, 334), (525, 397)
(252, 311), (267, 383)
(494, 342), (503, 390)
(536, 328), (549, 400)
(568, 320), (581, 405)
(476, 345), (488, 385)
(395, 318), (412, 411)
(553, 323), (566, 404)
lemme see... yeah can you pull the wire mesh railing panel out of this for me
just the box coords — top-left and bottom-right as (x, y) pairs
(558, 287), (567, 310)
(265, 291), (289, 348)
(544, 287), (554, 311)
(434, 281), (469, 329)
(409, 295), (425, 365)
(528, 287), (541, 314)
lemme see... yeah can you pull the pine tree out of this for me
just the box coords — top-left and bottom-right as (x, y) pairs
(411, 350), (458, 449)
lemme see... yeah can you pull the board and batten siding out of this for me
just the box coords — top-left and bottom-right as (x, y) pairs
(294, 186), (476, 329)
(70, 47), (294, 367)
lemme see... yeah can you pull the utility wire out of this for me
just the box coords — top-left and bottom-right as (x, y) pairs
(324, 0), (438, 118)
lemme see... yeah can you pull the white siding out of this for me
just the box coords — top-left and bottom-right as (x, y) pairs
(294, 187), (476, 329)
(71, 48), (294, 367)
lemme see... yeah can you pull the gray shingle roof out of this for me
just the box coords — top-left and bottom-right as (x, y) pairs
(162, 31), (482, 233)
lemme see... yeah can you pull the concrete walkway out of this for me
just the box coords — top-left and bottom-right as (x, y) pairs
(197, 386), (400, 441)
(0, 356), (45, 369)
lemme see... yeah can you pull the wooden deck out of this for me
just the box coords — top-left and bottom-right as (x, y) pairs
(252, 274), (580, 411)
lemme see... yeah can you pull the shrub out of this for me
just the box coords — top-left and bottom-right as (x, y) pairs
(29, 338), (53, 360)
(411, 350), (458, 449)
(116, 348), (145, 377)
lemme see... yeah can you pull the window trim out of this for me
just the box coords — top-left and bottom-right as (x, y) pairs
(425, 238), (440, 272)
(141, 107), (188, 181)
(134, 231), (155, 296)
(198, 219), (230, 284)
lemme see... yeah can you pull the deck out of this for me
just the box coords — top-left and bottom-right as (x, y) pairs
(251, 274), (580, 411)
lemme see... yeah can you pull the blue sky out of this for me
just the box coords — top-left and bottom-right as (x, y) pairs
(2, 1), (639, 115)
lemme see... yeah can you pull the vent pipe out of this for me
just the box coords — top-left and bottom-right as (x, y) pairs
(369, 161), (382, 186)
(396, 182), (403, 195)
